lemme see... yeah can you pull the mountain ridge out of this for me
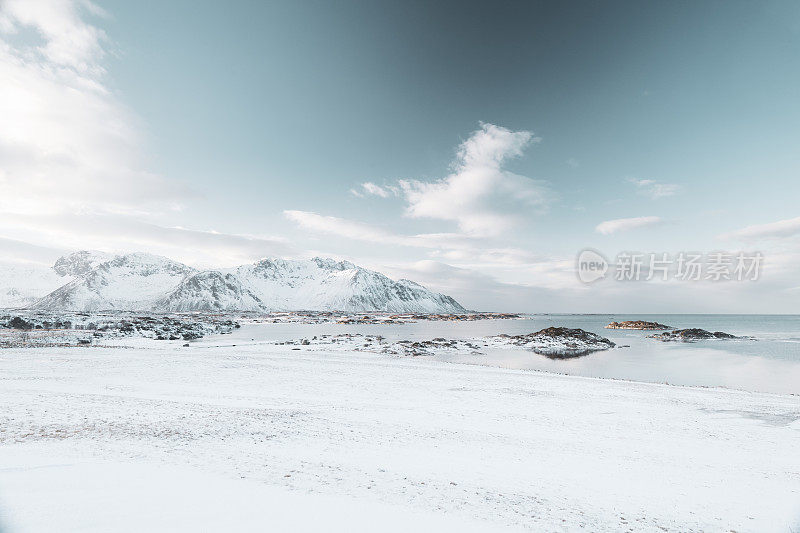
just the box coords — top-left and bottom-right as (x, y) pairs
(20, 251), (465, 313)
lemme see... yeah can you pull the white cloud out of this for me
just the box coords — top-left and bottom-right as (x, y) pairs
(1, 0), (107, 73)
(0, 213), (294, 268)
(0, 0), (216, 266)
(0, 0), (190, 219)
(595, 216), (662, 235)
(285, 210), (401, 244)
(361, 182), (392, 198)
(721, 215), (800, 241)
(284, 210), (478, 250)
(284, 210), (554, 269)
(350, 182), (397, 198)
(398, 123), (550, 236)
(287, 125), (559, 285)
(629, 178), (680, 199)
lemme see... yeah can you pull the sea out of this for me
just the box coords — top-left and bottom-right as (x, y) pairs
(203, 314), (800, 395)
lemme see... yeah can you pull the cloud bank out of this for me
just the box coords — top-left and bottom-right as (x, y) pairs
(284, 209), (542, 265)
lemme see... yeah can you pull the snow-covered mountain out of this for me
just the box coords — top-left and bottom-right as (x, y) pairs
(34, 253), (195, 312)
(154, 270), (264, 312)
(22, 251), (465, 313)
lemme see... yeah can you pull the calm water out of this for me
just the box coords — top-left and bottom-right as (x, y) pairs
(202, 315), (800, 395)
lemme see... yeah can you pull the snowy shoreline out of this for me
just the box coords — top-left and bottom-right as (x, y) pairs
(1, 336), (799, 532)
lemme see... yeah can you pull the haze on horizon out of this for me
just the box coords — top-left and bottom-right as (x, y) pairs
(1, 0), (799, 313)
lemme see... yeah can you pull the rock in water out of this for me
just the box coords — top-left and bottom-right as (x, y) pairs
(606, 320), (672, 330)
(647, 328), (740, 342)
(492, 327), (616, 358)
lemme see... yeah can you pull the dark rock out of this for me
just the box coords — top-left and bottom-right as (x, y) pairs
(648, 328), (740, 342)
(494, 327), (616, 358)
(606, 320), (671, 330)
(8, 317), (33, 330)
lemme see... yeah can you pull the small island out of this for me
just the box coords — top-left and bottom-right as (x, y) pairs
(493, 327), (616, 358)
(606, 320), (672, 330)
(648, 328), (740, 342)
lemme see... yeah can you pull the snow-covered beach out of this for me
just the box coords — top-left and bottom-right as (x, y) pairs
(1, 331), (798, 532)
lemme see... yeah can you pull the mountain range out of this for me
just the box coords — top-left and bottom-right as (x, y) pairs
(1, 251), (465, 313)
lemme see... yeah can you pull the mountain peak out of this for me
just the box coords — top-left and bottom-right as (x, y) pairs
(53, 250), (115, 277)
(311, 257), (356, 271)
(103, 252), (190, 269)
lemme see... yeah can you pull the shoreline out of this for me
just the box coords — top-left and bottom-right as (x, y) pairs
(3, 312), (799, 395)
(4, 336), (800, 398)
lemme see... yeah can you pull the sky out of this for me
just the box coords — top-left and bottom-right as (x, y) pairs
(1, 0), (799, 312)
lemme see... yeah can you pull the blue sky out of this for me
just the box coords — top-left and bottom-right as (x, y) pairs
(1, 0), (799, 312)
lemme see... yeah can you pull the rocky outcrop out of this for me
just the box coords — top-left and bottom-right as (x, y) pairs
(491, 327), (616, 358)
(647, 328), (739, 342)
(606, 320), (671, 330)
